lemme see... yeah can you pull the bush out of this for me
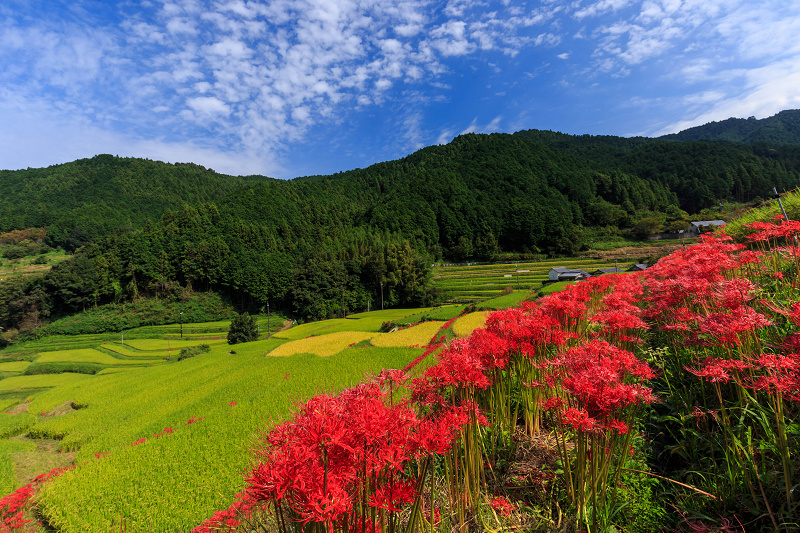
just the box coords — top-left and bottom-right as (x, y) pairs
(177, 344), (210, 361)
(23, 362), (104, 375)
(227, 313), (258, 345)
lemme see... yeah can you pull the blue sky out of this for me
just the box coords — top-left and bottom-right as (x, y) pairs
(2, 0), (800, 179)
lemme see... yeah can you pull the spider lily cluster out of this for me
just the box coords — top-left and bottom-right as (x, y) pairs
(198, 220), (800, 532)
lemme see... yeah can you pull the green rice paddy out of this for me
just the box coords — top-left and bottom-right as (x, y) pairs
(0, 288), (558, 531)
(431, 258), (622, 302)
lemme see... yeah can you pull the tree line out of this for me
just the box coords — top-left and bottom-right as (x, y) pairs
(3, 125), (800, 342)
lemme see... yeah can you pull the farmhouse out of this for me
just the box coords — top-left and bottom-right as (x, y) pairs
(626, 263), (648, 272)
(548, 267), (591, 281)
(688, 220), (726, 235)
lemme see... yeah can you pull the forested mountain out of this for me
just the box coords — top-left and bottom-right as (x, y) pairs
(3, 113), (800, 338)
(0, 155), (269, 251)
(658, 109), (800, 145)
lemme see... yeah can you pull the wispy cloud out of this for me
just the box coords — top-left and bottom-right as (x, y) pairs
(0, 0), (562, 176)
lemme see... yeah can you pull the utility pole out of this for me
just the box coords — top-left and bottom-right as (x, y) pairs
(380, 281), (384, 310)
(267, 301), (270, 339)
(774, 187), (790, 222)
(180, 311), (183, 339)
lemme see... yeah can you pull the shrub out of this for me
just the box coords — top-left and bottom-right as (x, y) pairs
(227, 313), (258, 345)
(23, 362), (105, 375)
(177, 344), (211, 361)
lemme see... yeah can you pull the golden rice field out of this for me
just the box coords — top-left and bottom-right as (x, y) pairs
(370, 321), (443, 348)
(451, 311), (491, 337)
(267, 331), (375, 357)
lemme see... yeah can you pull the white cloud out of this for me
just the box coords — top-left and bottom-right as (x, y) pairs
(459, 115), (503, 136)
(655, 59), (800, 136)
(0, 91), (278, 176)
(186, 96), (231, 116)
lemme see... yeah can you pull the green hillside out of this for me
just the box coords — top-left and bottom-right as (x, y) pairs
(659, 108), (800, 145)
(3, 116), (800, 339)
(0, 155), (270, 250)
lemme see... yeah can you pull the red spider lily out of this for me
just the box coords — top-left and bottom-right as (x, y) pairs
(374, 368), (407, 390)
(540, 396), (564, 411)
(367, 480), (416, 512)
(489, 495), (515, 517)
(552, 340), (655, 418)
(746, 219), (800, 243)
(245, 382), (471, 531)
(561, 407), (598, 433)
(131, 438), (146, 446)
(686, 358), (733, 384)
(605, 418), (629, 435)
(153, 427), (174, 437)
(192, 491), (259, 533)
(421, 338), (493, 391)
(695, 307), (772, 347)
(0, 466), (73, 532)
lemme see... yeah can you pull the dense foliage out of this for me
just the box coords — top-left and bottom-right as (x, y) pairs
(660, 109), (800, 145)
(0, 155), (268, 251)
(227, 313), (258, 345)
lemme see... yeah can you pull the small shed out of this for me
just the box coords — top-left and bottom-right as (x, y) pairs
(688, 220), (726, 235)
(548, 267), (591, 281)
(592, 267), (624, 276)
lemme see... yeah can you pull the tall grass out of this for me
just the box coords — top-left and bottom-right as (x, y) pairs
(32, 341), (417, 532)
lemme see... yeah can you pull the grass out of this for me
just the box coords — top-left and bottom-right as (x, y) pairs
(100, 344), (174, 358)
(0, 413), (37, 438)
(0, 249), (69, 281)
(402, 305), (467, 323)
(35, 349), (163, 366)
(28, 340), (416, 532)
(272, 311), (433, 341)
(121, 339), (227, 351)
(477, 290), (535, 310)
(0, 361), (31, 373)
(0, 373), (93, 392)
(346, 309), (428, 320)
(0, 438), (37, 496)
(538, 280), (576, 296)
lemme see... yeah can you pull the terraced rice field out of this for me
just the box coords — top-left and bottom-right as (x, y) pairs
(370, 321), (443, 347)
(451, 311), (492, 337)
(431, 257), (623, 302)
(0, 295), (551, 532)
(35, 349), (163, 366)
